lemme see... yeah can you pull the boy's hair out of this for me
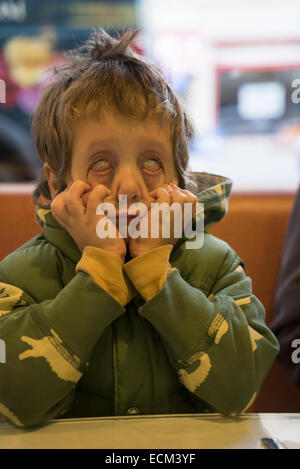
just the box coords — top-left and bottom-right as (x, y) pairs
(32, 28), (198, 207)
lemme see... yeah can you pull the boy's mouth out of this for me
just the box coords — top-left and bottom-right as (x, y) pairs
(116, 212), (140, 217)
(108, 214), (138, 225)
(115, 214), (136, 221)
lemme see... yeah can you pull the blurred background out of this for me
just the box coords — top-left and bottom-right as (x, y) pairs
(0, 0), (300, 192)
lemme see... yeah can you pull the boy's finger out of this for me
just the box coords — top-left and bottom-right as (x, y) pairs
(162, 184), (174, 192)
(179, 189), (198, 214)
(51, 193), (72, 227)
(179, 188), (198, 199)
(150, 186), (171, 203)
(168, 188), (187, 200)
(168, 184), (189, 197)
(65, 181), (91, 217)
(51, 207), (71, 230)
(86, 184), (112, 217)
(82, 190), (92, 207)
(64, 181), (73, 191)
(51, 190), (68, 214)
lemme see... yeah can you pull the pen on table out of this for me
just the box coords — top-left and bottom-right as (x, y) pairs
(261, 437), (286, 449)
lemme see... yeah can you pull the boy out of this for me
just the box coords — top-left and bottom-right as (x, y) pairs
(0, 29), (279, 427)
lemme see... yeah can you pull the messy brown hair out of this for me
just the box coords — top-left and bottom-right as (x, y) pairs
(32, 28), (198, 207)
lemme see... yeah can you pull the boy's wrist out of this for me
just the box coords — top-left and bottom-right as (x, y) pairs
(76, 246), (133, 305)
(129, 243), (168, 259)
(123, 245), (175, 302)
(110, 251), (125, 263)
(86, 246), (125, 263)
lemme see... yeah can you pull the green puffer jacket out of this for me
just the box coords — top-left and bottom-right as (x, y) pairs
(0, 173), (279, 427)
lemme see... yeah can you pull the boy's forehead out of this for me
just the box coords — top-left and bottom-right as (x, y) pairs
(76, 111), (173, 144)
(84, 109), (171, 129)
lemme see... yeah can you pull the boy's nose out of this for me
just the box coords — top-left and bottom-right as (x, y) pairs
(117, 190), (139, 205)
(115, 177), (142, 206)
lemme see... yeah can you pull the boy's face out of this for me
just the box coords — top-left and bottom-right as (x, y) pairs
(66, 111), (179, 209)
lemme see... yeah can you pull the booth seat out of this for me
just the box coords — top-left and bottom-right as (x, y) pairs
(1, 187), (300, 412)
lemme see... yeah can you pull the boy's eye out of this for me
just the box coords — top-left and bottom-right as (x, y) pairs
(90, 159), (111, 172)
(143, 158), (162, 172)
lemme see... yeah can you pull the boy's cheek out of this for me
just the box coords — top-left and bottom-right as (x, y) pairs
(81, 188), (112, 207)
(64, 171), (74, 186)
(87, 172), (113, 190)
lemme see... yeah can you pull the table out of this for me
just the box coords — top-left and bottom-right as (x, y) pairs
(0, 413), (300, 449)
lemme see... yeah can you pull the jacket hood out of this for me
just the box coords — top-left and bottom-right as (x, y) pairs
(190, 172), (232, 230)
(35, 172), (232, 261)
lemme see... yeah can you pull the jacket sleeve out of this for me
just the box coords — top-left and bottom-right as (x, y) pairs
(270, 187), (300, 387)
(0, 246), (133, 428)
(124, 245), (280, 416)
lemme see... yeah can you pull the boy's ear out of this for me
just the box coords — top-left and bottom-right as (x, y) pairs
(44, 162), (58, 200)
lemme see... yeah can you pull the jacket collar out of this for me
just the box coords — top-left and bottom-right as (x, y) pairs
(35, 207), (82, 263)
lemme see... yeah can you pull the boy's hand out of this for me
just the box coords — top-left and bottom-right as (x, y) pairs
(128, 184), (198, 259)
(51, 181), (127, 261)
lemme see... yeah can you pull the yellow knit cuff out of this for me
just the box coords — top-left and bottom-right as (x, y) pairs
(123, 245), (177, 302)
(76, 246), (138, 307)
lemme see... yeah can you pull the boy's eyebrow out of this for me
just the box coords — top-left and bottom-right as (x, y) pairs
(86, 139), (170, 155)
(87, 139), (114, 153)
(86, 139), (117, 155)
(140, 140), (170, 152)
